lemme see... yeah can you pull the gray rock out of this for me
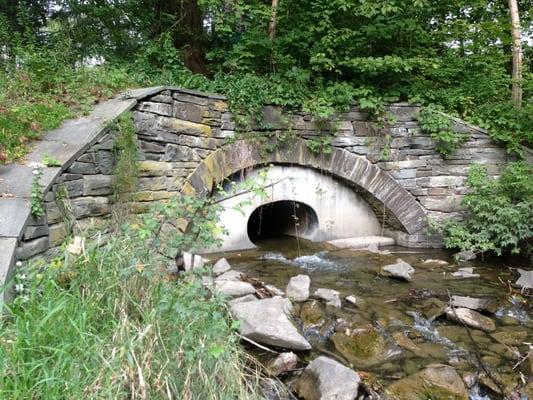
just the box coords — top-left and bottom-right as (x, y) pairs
(215, 280), (256, 297)
(293, 356), (360, 400)
(265, 284), (285, 296)
(314, 288), (341, 308)
(451, 267), (480, 278)
(212, 258), (232, 276)
(445, 307), (496, 332)
(228, 294), (257, 307)
(215, 270), (243, 281)
(16, 236), (50, 260)
(345, 295), (365, 308)
(182, 252), (206, 271)
(286, 274), (310, 302)
(516, 269), (533, 290)
(267, 352), (298, 377)
(450, 295), (490, 312)
(231, 297), (311, 350)
(83, 175), (114, 196)
(454, 250), (477, 262)
(381, 258), (415, 281)
(95, 151), (115, 174)
(70, 197), (109, 218)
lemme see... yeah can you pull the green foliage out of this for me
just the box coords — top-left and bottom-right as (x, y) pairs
(434, 162), (533, 256)
(0, 195), (262, 399)
(29, 168), (44, 217)
(41, 154), (61, 167)
(112, 113), (139, 202)
(418, 106), (468, 157)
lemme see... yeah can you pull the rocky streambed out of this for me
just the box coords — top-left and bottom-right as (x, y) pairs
(198, 238), (532, 400)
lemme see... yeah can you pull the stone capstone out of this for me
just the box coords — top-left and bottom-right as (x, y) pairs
(293, 356), (361, 400)
(286, 274), (311, 302)
(230, 297), (311, 350)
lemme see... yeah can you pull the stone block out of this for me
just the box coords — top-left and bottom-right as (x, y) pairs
(419, 195), (465, 212)
(140, 140), (166, 153)
(138, 177), (168, 191)
(133, 191), (174, 202)
(163, 144), (200, 162)
(84, 175), (114, 196)
(49, 223), (68, 246)
(221, 113), (235, 130)
(390, 169), (417, 179)
(71, 197), (110, 218)
(138, 160), (171, 177)
(138, 101), (172, 116)
(378, 159), (427, 170)
(63, 179), (84, 197)
(161, 117), (212, 136)
(68, 161), (97, 174)
(172, 92), (209, 106)
(150, 94), (173, 103)
(96, 151), (115, 174)
(16, 236), (50, 260)
(331, 135), (367, 147)
(426, 176), (465, 188)
(212, 100), (229, 112)
(77, 153), (95, 163)
(352, 121), (375, 136)
(388, 105), (418, 121)
(172, 102), (204, 123)
(23, 224), (49, 240)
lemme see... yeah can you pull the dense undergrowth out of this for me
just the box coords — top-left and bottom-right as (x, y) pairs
(0, 194), (263, 399)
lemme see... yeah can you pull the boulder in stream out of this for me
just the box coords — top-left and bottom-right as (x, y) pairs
(212, 258), (232, 276)
(293, 356), (361, 400)
(451, 267), (480, 278)
(314, 288), (342, 308)
(231, 297), (311, 350)
(381, 258), (415, 282)
(516, 268), (533, 290)
(445, 307), (496, 332)
(286, 274), (311, 302)
(215, 270), (243, 281)
(385, 364), (469, 400)
(450, 295), (490, 312)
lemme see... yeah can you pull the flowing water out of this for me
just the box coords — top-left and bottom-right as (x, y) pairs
(210, 237), (532, 399)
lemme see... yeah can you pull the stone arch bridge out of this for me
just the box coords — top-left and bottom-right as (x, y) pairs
(1, 86), (529, 296)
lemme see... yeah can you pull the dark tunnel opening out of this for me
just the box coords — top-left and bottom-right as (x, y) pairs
(247, 200), (319, 244)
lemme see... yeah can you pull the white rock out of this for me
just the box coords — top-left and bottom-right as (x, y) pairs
(267, 352), (298, 376)
(215, 270), (243, 281)
(229, 294), (257, 306)
(286, 274), (311, 302)
(445, 307), (496, 332)
(294, 356), (361, 400)
(231, 297), (311, 350)
(451, 267), (480, 278)
(265, 284), (285, 296)
(422, 259), (449, 266)
(346, 295), (365, 308)
(314, 288), (342, 308)
(381, 258), (415, 281)
(183, 252), (207, 271)
(66, 236), (84, 255)
(516, 269), (533, 290)
(450, 295), (489, 311)
(212, 258), (232, 276)
(215, 280), (256, 297)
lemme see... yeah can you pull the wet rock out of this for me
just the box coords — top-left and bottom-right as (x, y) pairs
(229, 294), (257, 306)
(314, 288), (342, 308)
(293, 356), (361, 400)
(300, 300), (325, 328)
(490, 327), (527, 346)
(480, 354), (500, 367)
(212, 258), (232, 276)
(215, 280), (256, 297)
(381, 259), (415, 282)
(454, 250), (477, 262)
(393, 332), (422, 355)
(286, 275), (311, 302)
(499, 316), (520, 326)
(422, 259), (449, 266)
(419, 298), (447, 321)
(215, 270), (243, 281)
(331, 324), (396, 368)
(450, 295), (490, 312)
(386, 364), (469, 400)
(445, 307), (496, 332)
(261, 378), (294, 400)
(479, 372), (517, 396)
(231, 297), (311, 350)
(515, 268), (533, 290)
(451, 267), (480, 278)
(267, 352), (298, 376)
(345, 295), (366, 308)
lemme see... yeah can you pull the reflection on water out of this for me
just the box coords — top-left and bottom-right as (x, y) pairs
(209, 237), (532, 399)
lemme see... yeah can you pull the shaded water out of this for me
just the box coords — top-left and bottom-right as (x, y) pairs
(211, 237), (532, 398)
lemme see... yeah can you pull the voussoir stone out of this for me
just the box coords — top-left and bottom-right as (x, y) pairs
(231, 297), (311, 350)
(293, 356), (361, 400)
(286, 274), (310, 302)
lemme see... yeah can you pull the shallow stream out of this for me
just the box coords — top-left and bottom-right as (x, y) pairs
(211, 237), (532, 399)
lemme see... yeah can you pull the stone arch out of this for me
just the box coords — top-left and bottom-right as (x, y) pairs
(183, 138), (427, 235)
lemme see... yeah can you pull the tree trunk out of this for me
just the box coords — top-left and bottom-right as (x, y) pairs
(268, 0), (279, 40)
(507, 0), (522, 108)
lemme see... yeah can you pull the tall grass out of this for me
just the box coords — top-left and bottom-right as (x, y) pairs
(0, 226), (263, 399)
